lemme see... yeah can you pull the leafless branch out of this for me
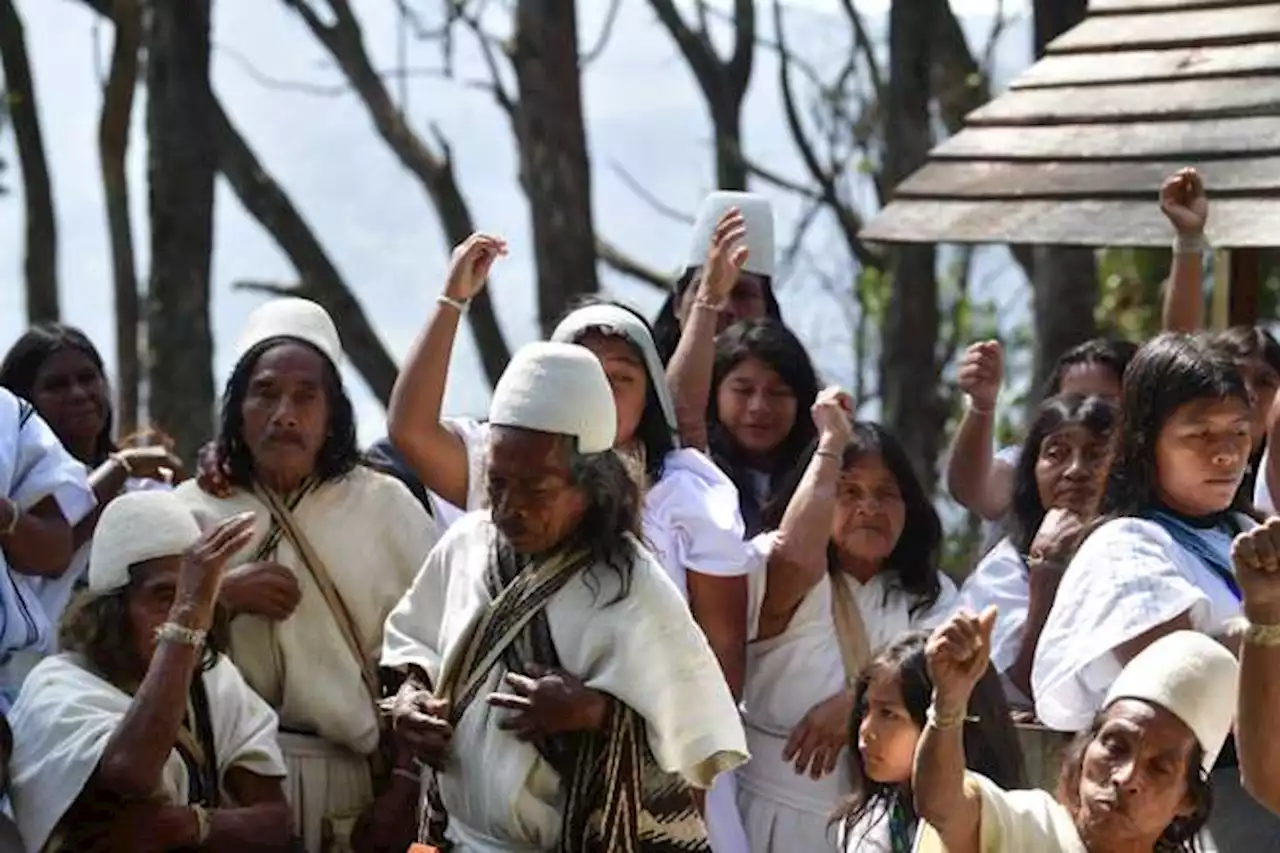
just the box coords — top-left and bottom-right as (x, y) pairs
(838, 0), (883, 100)
(215, 40), (447, 97)
(596, 237), (672, 291)
(451, 3), (516, 117)
(608, 159), (694, 225)
(581, 0), (623, 66)
(233, 279), (303, 298)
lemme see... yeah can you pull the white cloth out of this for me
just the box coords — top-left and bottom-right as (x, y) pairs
(738, 533), (959, 852)
(8, 652), (286, 853)
(1031, 516), (1250, 732)
(0, 390), (95, 708)
(914, 774), (1085, 853)
(236, 297), (343, 366)
(686, 192), (775, 278)
(958, 538), (1027, 678)
(1256, 446), (1274, 514)
(176, 467), (440, 755)
(381, 512), (749, 851)
(87, 490), (201, 595)
(277, 730), (375, 853)
(489, 342), (617, 454)
(838, 809), (919, 853)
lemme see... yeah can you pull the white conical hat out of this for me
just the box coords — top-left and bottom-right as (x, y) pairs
(235, 298), (342, 367)
(88, 491), (203, 595)
(1103, 631), (1238, 771)
(489, 342), (617, 454)
(684, 191), (775, 278)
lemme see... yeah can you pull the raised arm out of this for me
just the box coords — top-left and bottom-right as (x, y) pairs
(757, 389), (853, 634)
(387, 234), (507, 510)
(1159, 168), (1208, 333)
(667, 208), (747, 451)
(946, 341), (1012, 521)
(1232, 519), (1280, 814)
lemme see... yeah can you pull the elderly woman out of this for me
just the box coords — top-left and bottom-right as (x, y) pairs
(914, 609), (1235, 853)
(177, 298), (441, 852)
(7, 491), (293, 852)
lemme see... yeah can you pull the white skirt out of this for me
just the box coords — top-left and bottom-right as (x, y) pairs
(277, 731), (374, 853)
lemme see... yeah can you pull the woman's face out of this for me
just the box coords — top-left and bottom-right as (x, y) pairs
(1237, 354), (1279, 451)
(1058, 362), (1123, 402)
(31, 347), (110, 453)
(240, 343), (331, 486)
(576, 332), (647, 449)
(857, 668), (921, 785)
(1074, 700), (1198, 849)
(831, 454), (906, 564)
(125, 554), (186, 667)
(676, 271), (770, 334)
(1153, 396), (1252, 516)
(715, 357), (798, 459)
(1034, 424), (1114, 518)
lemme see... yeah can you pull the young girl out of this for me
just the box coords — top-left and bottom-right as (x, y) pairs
(740, 390), (958, 852)
(836, 631), (1025, 853)
(959, 394), (1118, 708)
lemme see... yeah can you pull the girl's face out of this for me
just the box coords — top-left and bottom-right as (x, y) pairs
(1035, 424), (1114, 518)
(831, 455), (906, 564)
(858, 668), (922, 785)
(31, 347), (110, 452)
(1237, 354), (1279, 451)
(715, 356), (798, 459)
(1153, 396), (1252, 516)
(577, 331), (648, 449)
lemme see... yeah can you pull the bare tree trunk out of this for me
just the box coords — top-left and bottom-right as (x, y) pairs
(881, 0), (941, 491)
(0, 0), (59, 323)
(146, 0), (216, 463)
(99, 0), (142, 434)
(510, 0), (598, 334)
(647, 0), (755, 190)
(1030, 0), (1096, 402)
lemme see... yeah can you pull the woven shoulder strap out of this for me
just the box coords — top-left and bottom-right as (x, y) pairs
(829, 572), (871, 688)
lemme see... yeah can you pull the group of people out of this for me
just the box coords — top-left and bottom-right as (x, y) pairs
(0, 172), (1278, 853)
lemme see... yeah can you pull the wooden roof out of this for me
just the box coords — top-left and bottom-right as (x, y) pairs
(861, 0), (1280, 248)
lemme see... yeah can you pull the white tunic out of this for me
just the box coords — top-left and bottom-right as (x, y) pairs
(1256, 446), (1274, 514)
(739, 533), (959, 853)
(382, 512), (749, 852)
(1031, 516), (1247, 732)
(914, 774), (1086, 853)
(958, 537), (1032, 706)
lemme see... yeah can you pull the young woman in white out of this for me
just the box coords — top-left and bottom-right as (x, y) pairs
(387, 233), (756, 852)
(742, 389), (958, 852)
(958, 393), (1118, 710)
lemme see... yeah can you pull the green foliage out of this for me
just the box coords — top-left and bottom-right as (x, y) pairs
(1094, 247), (1168, 341)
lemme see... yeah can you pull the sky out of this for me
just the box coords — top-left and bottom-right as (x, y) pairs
(0, 0), (1033, 444)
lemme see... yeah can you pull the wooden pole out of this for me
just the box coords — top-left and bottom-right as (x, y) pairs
(1229, 248), (1262, 328)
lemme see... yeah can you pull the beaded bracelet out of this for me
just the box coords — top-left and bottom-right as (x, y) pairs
(436, 294), (470, 314)
(1245, 622), (1280, 648)
(155, 621), (207, 648)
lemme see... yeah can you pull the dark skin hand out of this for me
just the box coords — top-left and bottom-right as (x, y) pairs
(486, 665), (612, 741)
(388, 679), (453, 771)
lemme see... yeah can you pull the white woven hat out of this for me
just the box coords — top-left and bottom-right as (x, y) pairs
(489, 342), (617, 453)
(88, 491), (202, 595)
(550, 304), (678, 442)
(684, 191), (775, 277)
(235, 298), (342, 367)
(1103, 630), (1239, 772)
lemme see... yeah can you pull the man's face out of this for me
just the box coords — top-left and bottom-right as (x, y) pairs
(486, 426), (586, 554)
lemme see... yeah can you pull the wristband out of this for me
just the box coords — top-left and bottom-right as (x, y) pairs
(1245, 622), (1280, 647)
(927, 703), (976, 731)
(1173, 232), (1209, 255)
(436, 294), (470, 313)
(190, 803), (212, 845)
(155, 621), (207, 648)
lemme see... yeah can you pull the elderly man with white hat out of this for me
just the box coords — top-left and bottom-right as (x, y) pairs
(177, 297), (442, 852)
(911, 606), (1238, 853)
(7, 491), (295, 852)
(382, 341), (748, 853)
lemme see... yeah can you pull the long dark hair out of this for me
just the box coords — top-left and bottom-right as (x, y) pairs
(1105, 333), (1250, 517)
(1057, 711), (1212, 853)
(1043, 338), (1139, 399)
(557, 297), (675, 485)
(0, 323), (117, 463)
(1008, 394), (1119, 554)
(710, 318), (820, 534)
(766, 423), (943, 616)
(650, 268), (783, 366)
(214, 338), (361, 489)
(835, 632), (1025, 841)
(1212, 325), (1280, 375)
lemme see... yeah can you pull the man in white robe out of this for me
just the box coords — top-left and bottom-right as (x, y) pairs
(382, 341), (748, 853)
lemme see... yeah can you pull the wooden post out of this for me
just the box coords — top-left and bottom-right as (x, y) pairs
(1211, 249), (1232, 331)
(1229, 248), (1262, 328)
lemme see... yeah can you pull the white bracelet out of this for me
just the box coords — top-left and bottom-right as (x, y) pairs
(190, 803), (212, 844)
(0, 497), (19, 537)
(1173, 232), (1209, 255)
(436, 294), (470, 314)
(155, 621), (207, 648)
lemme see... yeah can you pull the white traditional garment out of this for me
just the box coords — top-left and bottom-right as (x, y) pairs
(1256, 446), (1274, 514)
(0, 390), (95, 709)
(381, 512), (749, 852)
(838, 808), (920, 853)
(958, 537), (1031, 705)
(1031, 516), (1249, 733)
(739, 533), (959, 853)
(914, 774), (1086, 853)
(176, 467), (440, 851)
(7, 652), (286, 853)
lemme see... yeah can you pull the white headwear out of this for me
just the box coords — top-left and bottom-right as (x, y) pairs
(489, 342), (617, 454)
(1103, 631), (1238, 771)
(88, 491), (203, 595)
(685, 191), (775, 278)
(235, 297), (343, 366)
(550, 304), (679, 444)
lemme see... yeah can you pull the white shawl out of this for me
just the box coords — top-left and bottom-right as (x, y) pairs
(7, 653), (286, 853)
(381, 512), (748, 849)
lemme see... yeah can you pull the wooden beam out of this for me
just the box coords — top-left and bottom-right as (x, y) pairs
(859, 197), (1280, 247)
(1013, 43), (1280, 89)
(1049, 5), (1280, 54)
(933, 117), (1280, 161)
(1089, 0), (1279, 15)
(1230, 247), (1262, 325)
(966, 75), (1280, 127)
(895, 157), (1280, 200)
